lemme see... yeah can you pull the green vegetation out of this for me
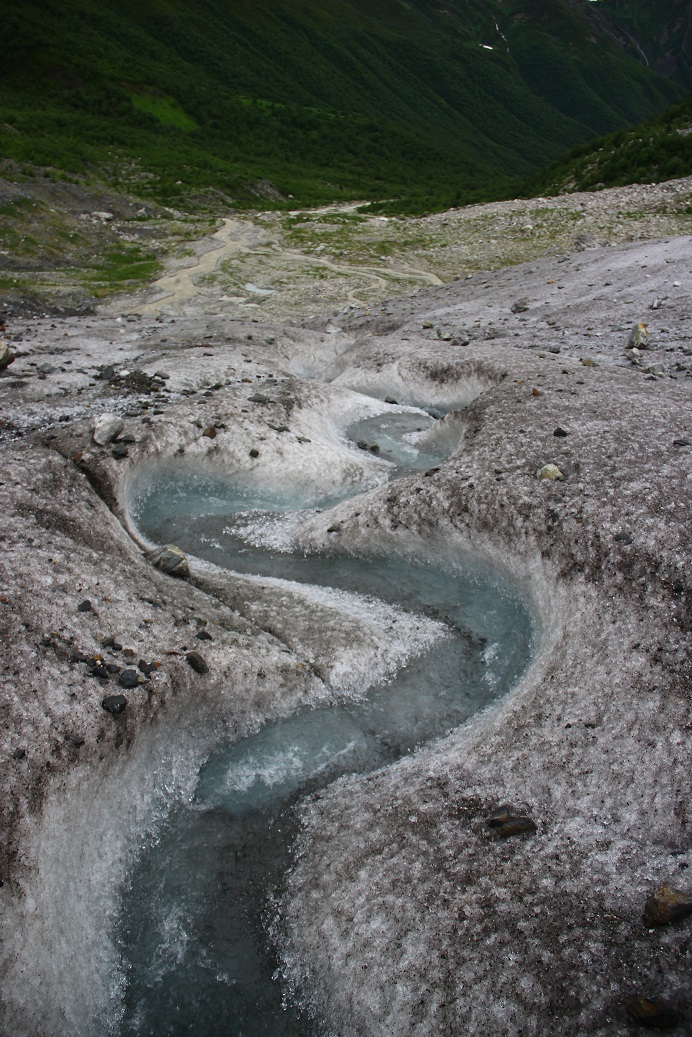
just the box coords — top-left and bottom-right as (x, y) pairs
(0, 0), (685, 213)
(523, 95), (692, 195)
(129, 91), (198, 131)
(79, 248), (162, 298)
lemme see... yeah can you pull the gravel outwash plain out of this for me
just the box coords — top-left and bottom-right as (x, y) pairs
(0, 178), (690, 1035)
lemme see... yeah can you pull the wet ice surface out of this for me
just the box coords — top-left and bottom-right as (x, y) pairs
(123, 450), (533, 1036)
(344, 411), (449, 471)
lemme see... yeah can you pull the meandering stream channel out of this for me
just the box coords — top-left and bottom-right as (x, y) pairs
(120, 407), (535, 1036)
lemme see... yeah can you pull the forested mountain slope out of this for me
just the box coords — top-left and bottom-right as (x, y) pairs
(0, 0), (686, 208)
(525, 93), (692, 196)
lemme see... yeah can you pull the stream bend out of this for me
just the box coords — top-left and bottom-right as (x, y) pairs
(117, 409), (536, 1036)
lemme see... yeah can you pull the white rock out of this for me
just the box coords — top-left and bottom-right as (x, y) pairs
(93, 414), (124, 446)
(0, 339), (14, 370)
(536, 463), (564, 481)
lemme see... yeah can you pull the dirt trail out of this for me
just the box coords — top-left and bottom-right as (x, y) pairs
(136, 209), (443, 315)
(136, 218), (272, 314)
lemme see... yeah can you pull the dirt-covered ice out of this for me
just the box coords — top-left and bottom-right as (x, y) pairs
(0, 213), (689, 1035)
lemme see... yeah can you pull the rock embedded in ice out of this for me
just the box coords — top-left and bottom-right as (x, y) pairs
(536, 463), (564, 481)
(627, 322), (651, 349)
(553, 427), (568, 437)
(643, 885), (692, 927)
(511, 297), (530, 313)
(111, 443), (128, 460)
(625, 995), (681, 1028)
(118, 669), (140, 689)
(93, 414), (124, 446)
(185, 651), (209, 675)
(486, 808), (537, 838)
(202, 425), (217, 439)
(486, 805), (511, 827)
(77, 599), (92, 613)
(101, 695), (127, 716)
(146, 544), (189, 578)
(496, 816), (537, 838)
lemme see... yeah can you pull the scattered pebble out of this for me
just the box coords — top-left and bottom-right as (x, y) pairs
(249, 448), (260, 458)
(101, 695), (127, 716)
(11, 748), (26, 760)
(64, 733), (85, 748)
(536, 464), (564, 481)
(203, 425), (217, 439)
(118, 669), (140, 689)
(553, 427), (568, 437)
(186, 651), (209, 675)
(77, 599), (92, 613)
(146, 544), (189, 578)
(511, 297), (530, 313)
(196, 630), (213, 641)
(627, 323), (651, 349)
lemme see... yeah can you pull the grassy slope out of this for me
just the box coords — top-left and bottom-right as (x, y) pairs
(0, 0), (683, 209)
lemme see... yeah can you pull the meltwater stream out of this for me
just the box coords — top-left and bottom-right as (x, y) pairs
(120, 410), (534, 1036)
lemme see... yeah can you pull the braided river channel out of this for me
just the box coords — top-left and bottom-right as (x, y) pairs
(121, 408), (535, 1036)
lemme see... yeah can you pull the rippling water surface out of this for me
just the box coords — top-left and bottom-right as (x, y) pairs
(120, 412), (534, 1036)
